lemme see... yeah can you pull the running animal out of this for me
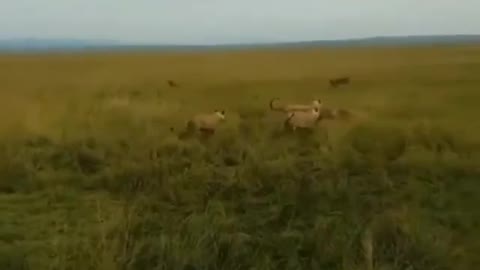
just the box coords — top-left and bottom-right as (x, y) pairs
(167, 80), (178, 87)
(284, 107), (322, 131)
(329, 77), (350, 88)
(182, 109), (226, 136)
(269, 98), (322, 113)
(320, 107), (353, 120)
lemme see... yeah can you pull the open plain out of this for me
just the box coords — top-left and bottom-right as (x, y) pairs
(0, 45), (479, 269)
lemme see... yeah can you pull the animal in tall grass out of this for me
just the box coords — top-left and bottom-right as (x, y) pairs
(284, 107), (322, 131)
(176, 109), (226, 138)
(269, 98), (322, 113)
(329, 76), (350, 88)
(167, 80), (178, 88)
(319, 107), (353, 120)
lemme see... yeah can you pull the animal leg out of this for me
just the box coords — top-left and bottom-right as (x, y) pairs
(199, 128), (215, 138)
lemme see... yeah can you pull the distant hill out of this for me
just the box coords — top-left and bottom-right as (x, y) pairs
(1, 35), (480, 53)
(261, 35), (480, 48)
(0, 38), (120, 52)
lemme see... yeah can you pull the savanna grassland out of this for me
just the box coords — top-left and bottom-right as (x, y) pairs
(0, 45), (479, 270)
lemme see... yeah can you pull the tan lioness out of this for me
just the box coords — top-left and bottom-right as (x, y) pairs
(269, 98), (322, 113)
(319, 107), (353, 120)
(284, 107), (322, 131)
(184, 109), (226, 135)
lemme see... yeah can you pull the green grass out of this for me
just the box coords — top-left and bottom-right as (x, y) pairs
(0, 45), (479, 269)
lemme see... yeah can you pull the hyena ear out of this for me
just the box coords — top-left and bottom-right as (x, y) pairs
(221, 110), (225, 115)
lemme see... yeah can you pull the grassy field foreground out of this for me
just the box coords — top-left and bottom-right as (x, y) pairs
(0, 46), (479, 269)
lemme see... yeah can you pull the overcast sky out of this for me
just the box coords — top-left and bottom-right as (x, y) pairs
(1, 0), (478, 44)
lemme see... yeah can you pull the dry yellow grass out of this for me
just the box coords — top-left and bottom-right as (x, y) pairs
(0, 45), (479, 270)
(1, 46), (479, 139)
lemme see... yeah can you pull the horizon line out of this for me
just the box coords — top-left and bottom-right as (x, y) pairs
(1, 33), (480, 47)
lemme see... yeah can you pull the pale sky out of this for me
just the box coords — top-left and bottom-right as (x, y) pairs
(1, 0), (478, 44)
